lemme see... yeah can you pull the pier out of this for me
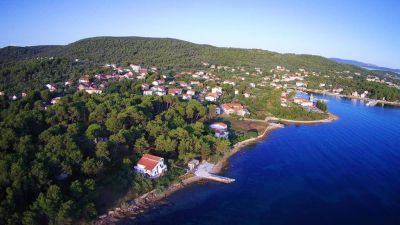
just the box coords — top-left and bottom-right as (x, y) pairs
(194, 162), (235, 183)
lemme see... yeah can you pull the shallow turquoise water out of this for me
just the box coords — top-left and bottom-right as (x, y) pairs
(120, 95), (400, 225)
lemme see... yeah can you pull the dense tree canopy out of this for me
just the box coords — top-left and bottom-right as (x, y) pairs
(0, 88), (228, 224)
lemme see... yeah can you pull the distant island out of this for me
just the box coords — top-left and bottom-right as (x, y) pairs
(0, 36), (399, 225)
(330, 58), (400, 75)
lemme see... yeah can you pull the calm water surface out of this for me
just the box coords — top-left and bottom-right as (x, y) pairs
(120, 95), (400, 225)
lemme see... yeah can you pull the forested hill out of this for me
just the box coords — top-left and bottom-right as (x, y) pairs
(0, 36), (362, 72)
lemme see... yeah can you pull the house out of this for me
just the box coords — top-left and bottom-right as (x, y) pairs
(211, 86), (223, 94)
(223, 80), (236, 86)
(186, 89), (196, 96)
(134, 154), (167, 178)
(249, 83), (256, 88)
(45, 84), (57, 92)
(168, 88), (183, 96)
(209, 122), (228, 130)
(139, 68), (148, 75)
(188, 159), (200, 170)
(181, 94), (192, 100)
(150, 66), (158, 72)
(151, 85), (166, 92)
(209, 122), (229, 139)
(130, 64), (141, 73)
(215, 106), (222, 114)
(21, 92), (27, 97)
(51, 97), (61, 105)
(141, 83), (150, 91)
(152, 79), (165, 86)
(79, 75), (91, 84)
(221, 103), (250, 116)
(244, 93), (251, 98)
(205, 92), (219, 102)
(293, 98), (313, 107)
(65, 80), (74, 86)
(143, 89), (153, 96)
(155, 91), (166, 96)
(78, 84), (102, 94)
(179, 81), (188, 87)
(84, 87), (103, 94)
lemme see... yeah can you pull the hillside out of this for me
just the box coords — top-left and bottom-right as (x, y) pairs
(0, 36), (396, 96)
(1, 36), (363, 71)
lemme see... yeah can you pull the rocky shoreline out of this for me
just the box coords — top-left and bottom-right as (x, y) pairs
(94, 122), (283, 225)
(94, 120), (336, 224)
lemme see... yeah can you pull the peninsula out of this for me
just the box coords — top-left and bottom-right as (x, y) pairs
(0, 37), (399, 225)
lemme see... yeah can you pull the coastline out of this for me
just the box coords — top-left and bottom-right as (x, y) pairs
(267, 112), (339, 125)
(212, 122), (283, 173)
(302, 88), (400, 107)
(94, 122), (283, 225)
(94, 119), (332, 224)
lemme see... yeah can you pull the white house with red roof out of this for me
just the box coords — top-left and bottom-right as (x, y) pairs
(168, 88), (183, 96)
(221, 103), (250, 116)
(209, 122), (229, 139)
(134, 154), (167, 178)
(205, 92), (219, 102)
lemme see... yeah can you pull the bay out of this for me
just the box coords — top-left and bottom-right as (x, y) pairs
(120, 95), (400, 225)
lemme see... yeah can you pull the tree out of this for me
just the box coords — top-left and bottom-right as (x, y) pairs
(34, 185), (63, 225)
(214, 139), (231, 155)
(85, 124), (103, 141)
(134, 137), (150, 154)
(82, 158), (103, 176)
(316, 100), (327, 112)
(155, 135), (177, 152)
(95, 142), (110, 161)
(40, 90), (51, 103)
(208, 104), (217, 119)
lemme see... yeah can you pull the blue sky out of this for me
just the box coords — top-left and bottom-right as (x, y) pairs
(0, 0), (399, 68)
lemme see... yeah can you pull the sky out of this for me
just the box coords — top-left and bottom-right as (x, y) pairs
(0, 0), (399, 68)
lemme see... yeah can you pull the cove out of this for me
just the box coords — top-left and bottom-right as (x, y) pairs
(119, 95), (400, 225)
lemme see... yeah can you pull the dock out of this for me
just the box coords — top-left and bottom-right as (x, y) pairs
(194, 162), (235, 184)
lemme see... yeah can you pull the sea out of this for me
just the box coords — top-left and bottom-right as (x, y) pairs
(119, 94), (400, 225)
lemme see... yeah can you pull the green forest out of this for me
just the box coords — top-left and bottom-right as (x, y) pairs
(0, 85), (230, 224)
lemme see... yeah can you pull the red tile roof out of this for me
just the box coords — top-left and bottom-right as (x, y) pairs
(221, 103), (244, 110)
(137, 154), (163, 171)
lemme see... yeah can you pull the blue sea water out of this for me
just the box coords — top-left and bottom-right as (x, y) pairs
(120, 95), (400, 225)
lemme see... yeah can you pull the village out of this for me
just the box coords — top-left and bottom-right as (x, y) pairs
(2, 59), (399, 225)
(3, 60), (392, 181)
